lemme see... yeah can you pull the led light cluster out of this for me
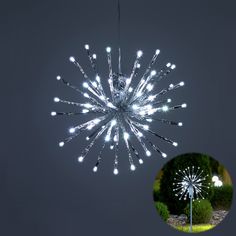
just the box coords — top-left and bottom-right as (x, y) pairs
(173, 166), (210, 200)
(212, 175), (223, 187)
(51, 45), (187, 174)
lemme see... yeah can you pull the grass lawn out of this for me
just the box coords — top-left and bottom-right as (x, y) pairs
(175, 224), (215, 233)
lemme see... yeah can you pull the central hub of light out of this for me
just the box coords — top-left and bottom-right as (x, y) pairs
(111, 74), (131, 110)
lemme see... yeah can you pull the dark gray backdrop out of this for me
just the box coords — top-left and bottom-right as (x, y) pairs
(0, 0), (235, 235)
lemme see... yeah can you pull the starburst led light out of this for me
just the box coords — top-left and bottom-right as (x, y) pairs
(51, 44), (187, 175)
(173, 166), (210, 200)
(173, 166), (210, 232)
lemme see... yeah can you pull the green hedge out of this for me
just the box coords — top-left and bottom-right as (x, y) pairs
(153, 179), (161, 202)
(211, 185), (233, 210)
(153, 189), (161, 202)
(184, 199), (213, 224)
(155, 202), (169, 222)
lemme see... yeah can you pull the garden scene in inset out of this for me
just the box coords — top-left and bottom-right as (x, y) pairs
(153, 153), (233, 233)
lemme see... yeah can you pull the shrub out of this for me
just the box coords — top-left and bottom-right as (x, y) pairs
(218, 166), (232, 185)
(153, 188), (161, 202)
(153, 179), (160, 191)
(211, 185), (233, 210)
(159, 153), (213, 214)
(153, 179), (164, 202)
(155, 202), (169, 222)
(184, 199), (213, 224)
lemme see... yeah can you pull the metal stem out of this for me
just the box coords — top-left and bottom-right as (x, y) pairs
(190, 197), (192, 232)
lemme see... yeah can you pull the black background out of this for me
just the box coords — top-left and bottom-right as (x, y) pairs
(1, 0), (235, 235)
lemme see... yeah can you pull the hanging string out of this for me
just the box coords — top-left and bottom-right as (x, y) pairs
(118, 0), (121, 44)
(117, 0), (122, 74)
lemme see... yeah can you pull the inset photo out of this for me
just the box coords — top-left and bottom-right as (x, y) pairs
(153, 153), (233, 233)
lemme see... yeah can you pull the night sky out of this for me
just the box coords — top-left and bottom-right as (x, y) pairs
(0, 0), (235, 235)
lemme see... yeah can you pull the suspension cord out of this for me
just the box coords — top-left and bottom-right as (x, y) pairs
(118, 0), (122, 75)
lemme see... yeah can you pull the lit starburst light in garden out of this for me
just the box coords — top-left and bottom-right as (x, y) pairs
(173, 166), (210, 200)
